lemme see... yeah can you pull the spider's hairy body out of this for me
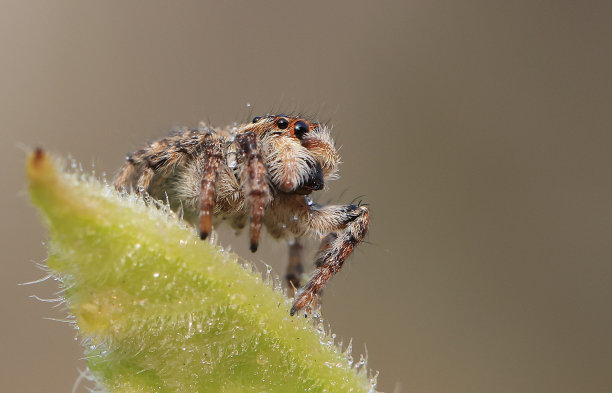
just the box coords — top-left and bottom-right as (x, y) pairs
(114, 114), (370, 315)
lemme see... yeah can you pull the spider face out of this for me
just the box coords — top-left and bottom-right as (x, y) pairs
(249, 115), (339, 195)
(251, 114), (315, 139)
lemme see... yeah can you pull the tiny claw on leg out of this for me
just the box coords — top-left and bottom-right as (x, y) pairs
(249, 203), (262, 252)
(290, 267), (329, 316)
(290, 292), (314, 316)
(248, 205), (263, 252)
(199, 213), (212, 240)
(249, 207), (262, 252)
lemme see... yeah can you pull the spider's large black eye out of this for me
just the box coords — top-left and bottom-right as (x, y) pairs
(276, 118), (289, 129)
(252, 116), (261, 123)
(294, 120), (309, 139)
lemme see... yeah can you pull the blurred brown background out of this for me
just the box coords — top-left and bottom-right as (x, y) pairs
(1, 1), (610, 392)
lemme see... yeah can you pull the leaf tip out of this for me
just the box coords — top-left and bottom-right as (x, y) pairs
(26, 147), (56, 186)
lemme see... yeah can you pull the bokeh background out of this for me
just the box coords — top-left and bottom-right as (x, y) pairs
(1, 1), (610, 392)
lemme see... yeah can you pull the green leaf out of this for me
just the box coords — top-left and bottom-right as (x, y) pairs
(26, 149), (378, 393)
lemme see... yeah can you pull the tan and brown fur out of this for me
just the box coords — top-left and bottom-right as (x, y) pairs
(114, 115), (370, 315)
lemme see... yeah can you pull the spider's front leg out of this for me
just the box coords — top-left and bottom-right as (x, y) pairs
(291, 203), (370, 315)
(236, 132), (271, 252)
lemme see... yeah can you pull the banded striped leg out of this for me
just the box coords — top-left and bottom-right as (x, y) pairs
(237, 132), (270, 252)
(290, 204), (370, 315)
(136, 167), (155, 194)
(199, 139), (223, 240)
(114, 157), (137, 192)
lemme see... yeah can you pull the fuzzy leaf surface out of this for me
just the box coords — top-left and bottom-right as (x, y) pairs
(26, 150), (376, 393)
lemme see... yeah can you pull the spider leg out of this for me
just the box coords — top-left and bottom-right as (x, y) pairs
(286, 238), (304, 297)
(114, 157), (137, 191)
(290, 204), (370, 316)
(114, 153), (154, 195)
(199, 137), (223, 240)
(315, 233), (337, 267)
(115, 128), (211, 194)
(237, 132), (270, 252)
(136, 167), (155, 193)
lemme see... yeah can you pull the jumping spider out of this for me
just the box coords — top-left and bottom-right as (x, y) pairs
(114, 114), (370, 315)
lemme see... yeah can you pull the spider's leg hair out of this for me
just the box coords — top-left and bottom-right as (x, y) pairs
(290, 203), (370, 315)
(137, 167), (155, 194)
(237, 131), (270, 252)
(114, 155), (137, 191)
(199, 135), (223, 240)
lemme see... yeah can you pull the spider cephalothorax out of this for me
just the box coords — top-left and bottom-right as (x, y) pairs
(246, 115), (338, 195)
(114, 114), (370, 315)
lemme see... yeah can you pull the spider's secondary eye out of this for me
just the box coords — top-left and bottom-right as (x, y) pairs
(294, 120), (309, 139)
(276, 118), (289, 129)
(252, 116), (261, 123)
